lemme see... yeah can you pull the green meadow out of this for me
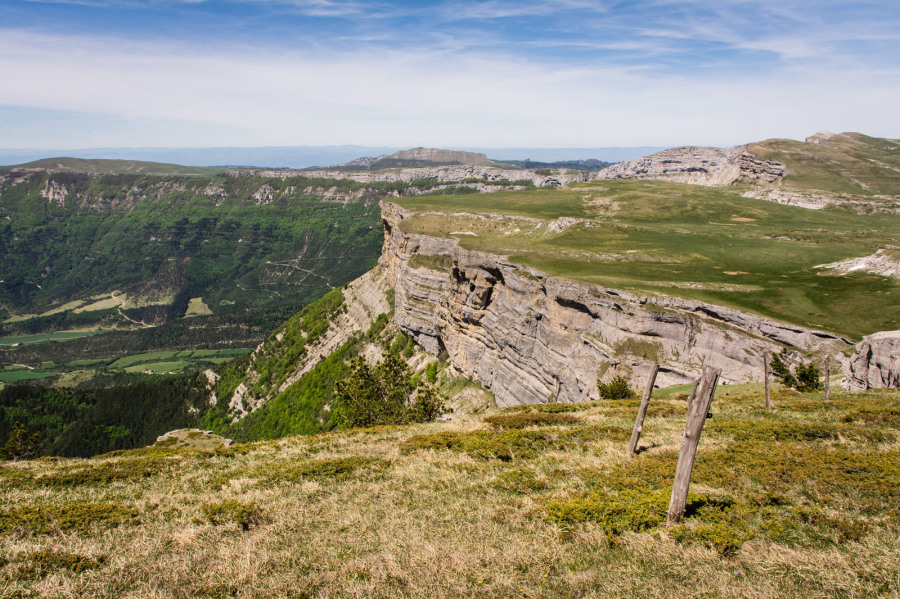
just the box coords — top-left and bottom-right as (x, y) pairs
(396, 179), (900, 339)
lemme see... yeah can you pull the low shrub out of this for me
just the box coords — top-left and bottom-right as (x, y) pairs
(597, 376), (636, 400)
(0, 501), (139, 534)
(544, 488), (671, 540)
(18, 549), (105, 578)
(212, 456), (390, 487)
(201, 500), (260, 530)
(401, 429), (568, 461)
(709, 418), (892, 443)
(494, 467), (548, 494)
(33, 455), (177, 488)
(484, 412), (578, 429)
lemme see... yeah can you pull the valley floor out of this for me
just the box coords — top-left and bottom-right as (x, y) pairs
(1, 385), (899, 598)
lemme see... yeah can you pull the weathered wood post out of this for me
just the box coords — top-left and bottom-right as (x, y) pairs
(686, 376), (701, 414)
(667, 366), (721, 525)
(626, 363), (660, 457)
(825, 355), (831, 401)
(764, 351), (771, 411)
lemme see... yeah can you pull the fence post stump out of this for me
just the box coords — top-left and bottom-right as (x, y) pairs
(667, 366), (721, 525)
(825, 355), (831, 401)
(764, 351), (771, 411)
(626, 363), (660, 457)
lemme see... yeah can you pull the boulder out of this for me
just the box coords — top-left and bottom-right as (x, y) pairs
(846, 331), (900, 390)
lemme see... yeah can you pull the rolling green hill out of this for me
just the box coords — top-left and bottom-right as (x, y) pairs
(750, 131), (900, 197)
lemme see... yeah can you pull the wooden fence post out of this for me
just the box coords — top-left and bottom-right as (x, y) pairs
(626, 363), (660, 457)
(764, 351), (771, 411)
(667, 366), (721, 525)
(825, 355), (831, 401)
(686, 376), (700, 414)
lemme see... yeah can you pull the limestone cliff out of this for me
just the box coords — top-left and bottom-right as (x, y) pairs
(593, 145), (784, 186)
(241, 165), (590, 190)
(379, 202), (848, 407)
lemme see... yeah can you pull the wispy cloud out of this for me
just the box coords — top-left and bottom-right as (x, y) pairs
(1, 0), (898, 147)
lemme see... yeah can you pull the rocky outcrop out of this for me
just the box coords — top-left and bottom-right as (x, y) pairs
(238, 165), (591, 189)
(846, 331), (900, 391)
(380, 202), (847, 407)
(816, 249), (900, 281)
(593, 145), (784, 186)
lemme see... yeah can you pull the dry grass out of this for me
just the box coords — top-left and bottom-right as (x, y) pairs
(1, 387), (899, 598)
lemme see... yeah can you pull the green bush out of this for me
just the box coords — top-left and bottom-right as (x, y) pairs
(334, 355), (448, 428)
(597, 376), (636, 400)
(770, 350), (821, 392)
(795, 362), (822, 393)
(0, 422), (40, 461)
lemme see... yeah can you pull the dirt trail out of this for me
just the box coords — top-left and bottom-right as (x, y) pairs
(111, 291), (152, 328)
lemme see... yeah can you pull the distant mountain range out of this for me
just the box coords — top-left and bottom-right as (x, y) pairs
(0, 145), (664, 170)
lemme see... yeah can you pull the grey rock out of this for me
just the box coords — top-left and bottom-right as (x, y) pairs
(846, 331), (900, 390)
(593, 145), (784, 186)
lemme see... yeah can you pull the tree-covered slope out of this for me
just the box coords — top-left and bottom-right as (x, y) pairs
(0, 169), (387, 324)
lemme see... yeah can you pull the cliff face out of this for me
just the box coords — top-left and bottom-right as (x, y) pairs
(380, 202), (848, 407)
(593, 145), (784, 186)
(248, 165), (591, 189)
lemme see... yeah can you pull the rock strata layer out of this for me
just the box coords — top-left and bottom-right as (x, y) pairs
(846, 331), (900, 391)
(380, 202), (846, 407)
(593, 145), (784, 186)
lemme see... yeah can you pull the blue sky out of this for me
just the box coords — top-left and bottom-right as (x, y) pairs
(1, 0), (899, 149)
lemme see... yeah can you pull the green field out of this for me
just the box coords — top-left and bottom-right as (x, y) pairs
(0, 370), (59, 383)
(396, 179), (900, 339)
(108, 349), (252, 373)
(0, 329), (111, 346)
(123, 361), (194, 373)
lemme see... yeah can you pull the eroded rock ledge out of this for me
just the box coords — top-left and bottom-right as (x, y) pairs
(593, 145), (784, 186)
(380, 202), (848, 407)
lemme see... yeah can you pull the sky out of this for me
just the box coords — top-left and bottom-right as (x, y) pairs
(1, 0), (899, 150)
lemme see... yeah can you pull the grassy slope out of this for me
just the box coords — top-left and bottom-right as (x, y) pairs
(1, 386), (898, 597)
(395, 180), (900, 339)
(749, 133), (900, 197)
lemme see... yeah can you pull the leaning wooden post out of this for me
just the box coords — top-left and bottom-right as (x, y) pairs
(667, 366), (721, 525)
(764, 351), (771, 411)
(825, 355), (831, 401)
(626, 363), (660, 457)
(686, 376), (701, 414)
